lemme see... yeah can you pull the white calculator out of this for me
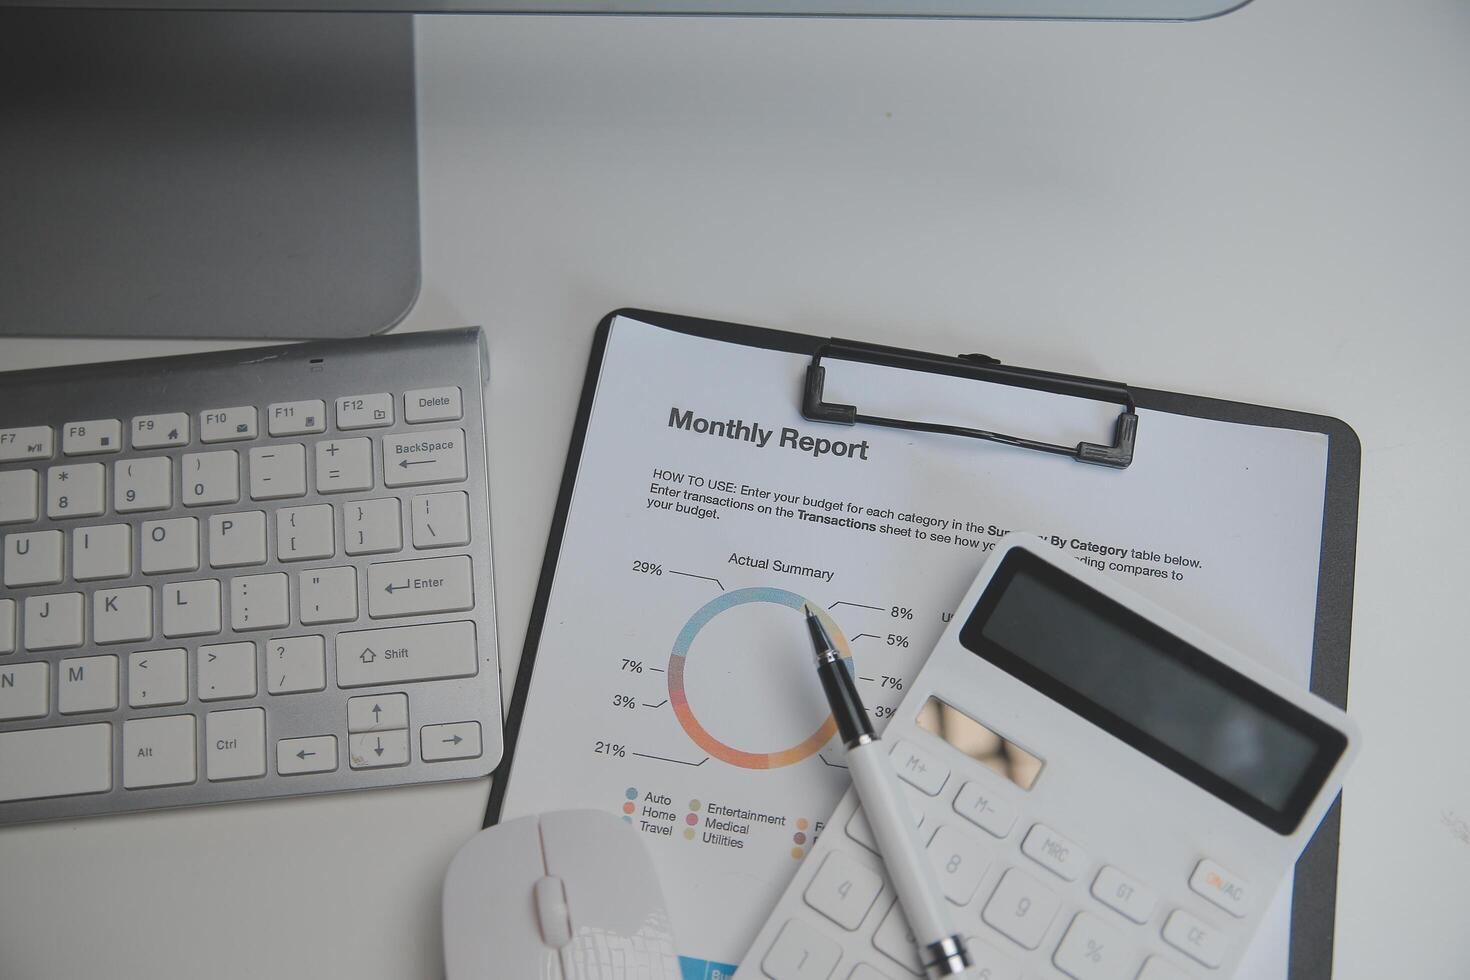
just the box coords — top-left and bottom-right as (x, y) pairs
(738, 533), (1358, 980)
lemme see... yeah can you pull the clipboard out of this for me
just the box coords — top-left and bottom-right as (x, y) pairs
(487, 307), (1359, 979)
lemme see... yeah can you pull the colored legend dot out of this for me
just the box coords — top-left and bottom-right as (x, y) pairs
(793, 832), (807, 846)
(790, 847), (805, 860)
(685, 813), (699, 826)
(796, 818), (809, 831)
(684, 828), (696, 840)
(623, 802), (636, 814)
(626, 787), (638, 800)
(689, 799), (702, 811)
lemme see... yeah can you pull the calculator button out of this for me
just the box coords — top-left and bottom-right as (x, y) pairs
(404, 386), (463, 423)
(1091, 866), (1156, 924)
(845, 966), (893, 980)
(1161, 909), (1226, 969)
(762, 918), (842, 980)
(981, 867), (1060, 951)
(846, 796), (924, 853)
(961, 936), (1021, 980)
(804, 851), (883, 930)
(952, 780), (1017, 838)
(0, 426), (54, 462)
(199, 407), (258, 443)
(336, 393), (394, 429)
(1053, 912), (1133, 980)
(1137, 956), (1195, 980)
(925, 824), (989, 905)
(267, 400), (327, 436)
(131, 413), (189, 449)
(62, 419), (122, 455)
(1188, 859), (1251, 918)
(1021, 823), (1088, 882)
(890, 739), (948, 796)
(872, 900), (922, 976)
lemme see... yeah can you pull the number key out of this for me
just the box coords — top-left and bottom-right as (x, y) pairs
(803, 851), (882, 930)
(46, 463), (105, 518)
(982, 867), (1060, 950)
(925, 824), (989, 905)
(762, 919), (842, 980)
(115, 456), (172, 512)
(182, 451), (240, 506)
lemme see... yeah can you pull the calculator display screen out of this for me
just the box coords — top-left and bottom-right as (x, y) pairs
(959, 549), (1347, 834)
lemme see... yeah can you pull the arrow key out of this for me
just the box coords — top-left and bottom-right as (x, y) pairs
(277, 735), (338, 776)
(421, 722), (482, 762)
(347, 692), (408, 733)
(349, 729), (409, 769)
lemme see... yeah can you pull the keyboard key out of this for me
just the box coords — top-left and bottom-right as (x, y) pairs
(267, 400), (326, 436)
(47, 462), (105, 518)
(411, 490), (471, 549)
(182, 450), (240, 506)
(348, 693), (408, 733)
(926, 824), (989, 905)
(982, 867), (1060, 951)
(1161, 910), (1225, 969)
(130, 412), (189, 449)
(162, 579), (221, 637)
(1092, 866), (1156, 925)
(276, 504), (335, 561)
(1137, 956), (1194, 980)
(367, 555), (473, 618)
(140, 518), (199, 575)
(248, 444), (307, 500)
(890, 739), (949, 796)
(115, 456), (172, 512)
(206, 707), (267, 780)
(0, 599), (13, 654)
(421, 721), (482, 761)
(265, 635), (326, 694)
(277, 735), (337, 775)
(4, 530), (64, 586)
(762, 918), (842, 980)
(299, 565), (358, 625)
(0, 661), (49, 720)
(1188, 859), (1251, 918)
(872, 900), (921, 976)
(953, 780), (1018, 839)
(404, 385), (463, 423)
(336, 392), (394, 429)
(25, 592), (84, 650)
(961, 936), (1021, 980)
(209, 511), (267, 568)
(348, 729), (409, 768)
(128, 648), (188, 707)
(344, 496), (402, 555)
(0, 722), (111, 802)
(0, 426), (54, 462)
(123, 714), (196, 788)
(804, 851), (883, 930)
(93, 586), (153, 644)
(1022, 823), (1088, 882)
(382, 427), (468, 487)
(314, 437), (373, 493)
(73, 523), (132, 580)
(230, 572), (289, 631)
(336, 620), (478, 688)
(62, 419), (122, 455)
(0, 469), (39, 524)
(198, 641), (258, 701)
(1053, 913), (1133, 980)
(200, 406), (258, 443)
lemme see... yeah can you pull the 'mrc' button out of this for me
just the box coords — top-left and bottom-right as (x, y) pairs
(1189, 858), (1251, 918)
(1022, 823), (1088, 882)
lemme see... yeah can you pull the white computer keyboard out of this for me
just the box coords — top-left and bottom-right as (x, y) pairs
(0, 328), (502, 824)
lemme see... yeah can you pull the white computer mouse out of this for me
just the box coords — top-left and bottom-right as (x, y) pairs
(443, 809), (680, 980)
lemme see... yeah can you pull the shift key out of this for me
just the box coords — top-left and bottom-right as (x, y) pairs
(368, 556), (474, 618)
(336, 620), (479, 688)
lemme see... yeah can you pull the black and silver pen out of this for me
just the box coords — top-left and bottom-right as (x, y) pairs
(804, 605), (971, 978)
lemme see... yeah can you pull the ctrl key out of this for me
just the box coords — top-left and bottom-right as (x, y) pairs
(762, 919), (842, 980)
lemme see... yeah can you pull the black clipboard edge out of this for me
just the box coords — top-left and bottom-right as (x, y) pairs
(483, 308), (1359, 980)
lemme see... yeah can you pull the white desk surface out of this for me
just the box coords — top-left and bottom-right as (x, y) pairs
(2, 1), (1467, 977)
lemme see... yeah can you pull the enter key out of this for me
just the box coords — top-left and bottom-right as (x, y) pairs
(368, 555), (474, 618)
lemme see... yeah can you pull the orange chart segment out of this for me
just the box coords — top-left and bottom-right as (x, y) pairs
(667, 587), (852, 769)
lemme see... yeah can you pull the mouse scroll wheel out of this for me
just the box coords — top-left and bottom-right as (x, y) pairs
(534, 875), (573, 948)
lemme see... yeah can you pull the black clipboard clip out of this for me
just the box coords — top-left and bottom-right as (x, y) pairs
(801, 338), (1138, 468)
